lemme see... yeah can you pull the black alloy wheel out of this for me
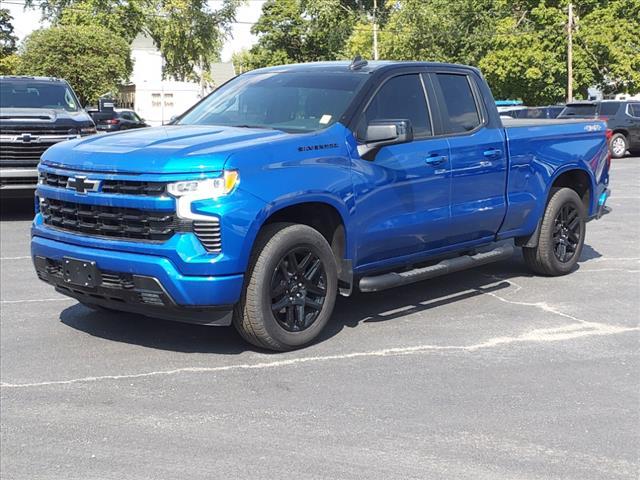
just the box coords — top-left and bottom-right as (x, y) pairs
(553, 204), (581, 263)
(270, 247), (327, 332)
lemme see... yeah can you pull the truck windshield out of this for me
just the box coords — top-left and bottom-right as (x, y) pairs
(0, 81), (80, 112)
(178, 72), (367, 133)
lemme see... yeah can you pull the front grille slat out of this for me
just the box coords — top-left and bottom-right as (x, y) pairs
(40, 198), (178, 242)
(193, 220), (222, 253)
(39, 172), (167, 197)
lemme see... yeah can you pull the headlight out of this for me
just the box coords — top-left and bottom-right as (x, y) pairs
(168, 170), (239, 221)
(167, 171), (239, 198)
(80, 126), (97, 135)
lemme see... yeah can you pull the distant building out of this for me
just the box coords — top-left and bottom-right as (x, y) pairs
(119, 33), (236, 126)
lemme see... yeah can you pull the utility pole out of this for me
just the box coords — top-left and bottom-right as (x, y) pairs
(373, 0), (379, 60)
(567, 2), (574, 103)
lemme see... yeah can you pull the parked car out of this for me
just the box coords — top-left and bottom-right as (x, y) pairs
(32, 60), (611, 351)
(558, 100), (640, 158)
(90, 108), (149, 132)
(0, 76), (96, 197)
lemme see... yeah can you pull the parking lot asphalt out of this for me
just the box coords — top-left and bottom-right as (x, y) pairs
(1, 158), (639, 480)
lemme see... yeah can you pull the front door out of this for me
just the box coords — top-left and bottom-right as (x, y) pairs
(351, 73), (452, 268)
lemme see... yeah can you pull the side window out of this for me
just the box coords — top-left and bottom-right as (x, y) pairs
(361, 74), (432, 138)
(628, 103), (640, 118)
(121, 112), (134, 121)
(435, 73), (482, 133)
(599, 102), (620, 116)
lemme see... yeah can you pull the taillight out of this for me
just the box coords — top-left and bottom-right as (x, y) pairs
(105, 119), (120, 125)
(605, 129), (613, 167)
(597, 115), (609, 121)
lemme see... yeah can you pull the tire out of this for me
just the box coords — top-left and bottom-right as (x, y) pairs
(234, 223), (338, 351)
(523, 188), (586, 276)
(609, 133), (628, 158)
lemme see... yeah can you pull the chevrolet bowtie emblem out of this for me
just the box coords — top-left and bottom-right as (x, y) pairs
(66, 176), (101, 194)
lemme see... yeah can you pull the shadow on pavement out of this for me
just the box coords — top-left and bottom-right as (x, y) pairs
(0, 197), (35, 221)
(59, 246), (601, 354)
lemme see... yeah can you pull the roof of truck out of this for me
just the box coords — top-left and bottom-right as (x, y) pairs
(249, 60), (474, 75)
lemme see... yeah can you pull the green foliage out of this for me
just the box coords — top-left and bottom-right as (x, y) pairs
(57, 0), (148, 43)
(18, 25), (131, 105)
(147, 0), (241, 81)
(0, 8), (18, 57)
(25, 0), (241, 83)
(235, 0), (365, 71)
(0, 54), (20, 75)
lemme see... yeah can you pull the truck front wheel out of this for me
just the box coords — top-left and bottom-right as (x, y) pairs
(234, 223), (338, 351)
(523, 187), (586, 276)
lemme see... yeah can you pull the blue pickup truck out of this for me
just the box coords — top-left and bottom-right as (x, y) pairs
(31, 60), (611, 350)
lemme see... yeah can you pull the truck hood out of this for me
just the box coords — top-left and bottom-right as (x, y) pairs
(0, 107), (93, 125)
(41, 125), (293, 174)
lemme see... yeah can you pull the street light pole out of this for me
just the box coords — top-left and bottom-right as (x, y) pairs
(567, 2), (574, 103)
(373, 0), (379, 60)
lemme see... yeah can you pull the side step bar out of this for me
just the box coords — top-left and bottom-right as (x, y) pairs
(359, 244), (515, 293)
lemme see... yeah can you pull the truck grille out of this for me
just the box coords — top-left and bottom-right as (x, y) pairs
(193, 220), (222, 252)
(0, 142), (55, 166)
(40, 172), (167, 196)
(0, 125), (74, 135)
(40, 198), (181, 241)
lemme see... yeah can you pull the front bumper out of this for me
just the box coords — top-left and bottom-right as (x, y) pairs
(32, 235), (244, 325)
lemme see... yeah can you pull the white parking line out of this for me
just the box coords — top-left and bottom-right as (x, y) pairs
(1, 322), (637, 389)
(0, 298), (74, 304)
(0, 256), (31, 261)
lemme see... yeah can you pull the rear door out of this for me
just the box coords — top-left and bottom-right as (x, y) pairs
(429, 71), (508, 244)
(351, 72), (451, 266)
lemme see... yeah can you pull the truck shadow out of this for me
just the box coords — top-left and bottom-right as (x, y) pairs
(0, 198), (35, 221)
(59, 247), (603, 354)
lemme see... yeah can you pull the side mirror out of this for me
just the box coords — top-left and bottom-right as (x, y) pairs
(358, 119), (413, 160)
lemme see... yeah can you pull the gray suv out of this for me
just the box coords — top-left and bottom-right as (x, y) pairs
(559, 100), (640, 158)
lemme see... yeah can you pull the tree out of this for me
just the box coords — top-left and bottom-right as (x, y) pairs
(147, 0), (241, 81)
(18, 25), (131, 105)
(25, 0), (242, 83)
(234, 0), (367, 72)
(0, 8), (18, 57)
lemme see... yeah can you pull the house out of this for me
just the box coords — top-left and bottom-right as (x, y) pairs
(119, 33), (236, 126)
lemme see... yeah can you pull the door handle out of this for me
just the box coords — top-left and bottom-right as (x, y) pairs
(483, 148), (502, 158)
(425, 154), (448, 166)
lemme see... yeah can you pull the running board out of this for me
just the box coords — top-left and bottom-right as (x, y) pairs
(358, 244), (515, 293)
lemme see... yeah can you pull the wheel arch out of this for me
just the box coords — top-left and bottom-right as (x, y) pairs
(517, 166), (594, 248)
(244, 196), (354, 295)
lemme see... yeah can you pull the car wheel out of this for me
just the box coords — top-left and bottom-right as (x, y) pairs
(609, 133), (628, 158)
(523, 187), (586, 276)
(234, 223), (338, 351)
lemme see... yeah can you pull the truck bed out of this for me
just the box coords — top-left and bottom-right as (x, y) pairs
(501, 117), (598, 128)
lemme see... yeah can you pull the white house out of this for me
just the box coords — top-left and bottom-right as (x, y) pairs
(120, 33), (236, 126)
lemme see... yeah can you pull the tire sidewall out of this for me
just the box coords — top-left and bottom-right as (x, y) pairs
(541, 189), (586, 274)
(252, 225), (338, 349)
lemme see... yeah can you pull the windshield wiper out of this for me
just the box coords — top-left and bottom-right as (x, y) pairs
(231, 124), (275, 130)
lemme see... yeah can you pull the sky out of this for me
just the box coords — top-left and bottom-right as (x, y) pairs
(4, 0), (266, 62)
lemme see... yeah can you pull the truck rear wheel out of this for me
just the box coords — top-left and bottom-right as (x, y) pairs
(234, 223), (338, 351)
(523, 187), (586, 276)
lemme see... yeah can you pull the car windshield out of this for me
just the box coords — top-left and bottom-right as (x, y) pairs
(560, 104), (597, 118)
(178, 72), (367, 133)
(0, 81), (80, 112)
